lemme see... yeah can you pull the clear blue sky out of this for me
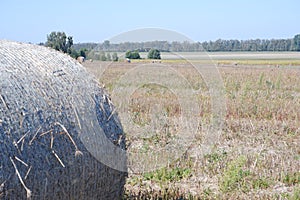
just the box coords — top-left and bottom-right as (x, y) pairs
(1, 0), (299, 43)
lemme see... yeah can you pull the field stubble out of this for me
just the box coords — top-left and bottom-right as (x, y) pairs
(84, 60), (300, 199)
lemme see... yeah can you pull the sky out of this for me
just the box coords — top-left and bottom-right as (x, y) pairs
(1, 0), (299, 43)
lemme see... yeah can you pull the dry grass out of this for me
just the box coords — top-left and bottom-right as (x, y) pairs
(84, 60), (300, 199)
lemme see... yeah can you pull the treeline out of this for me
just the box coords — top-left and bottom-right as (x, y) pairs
(73, 34), (300, 52)
(202, 38), (295, 51)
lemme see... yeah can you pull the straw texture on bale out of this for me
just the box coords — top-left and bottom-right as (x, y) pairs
(0, 40), (126, 199)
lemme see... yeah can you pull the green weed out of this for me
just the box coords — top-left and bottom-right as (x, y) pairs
(143, 167), (192, 183)
(282, 172), (300, 186)
(289, 187), (300, 200)
(220, 156), (250, 192)
(220, 156), (271, 193)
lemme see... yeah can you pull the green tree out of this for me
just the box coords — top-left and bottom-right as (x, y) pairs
(112, 52), (118, 61)
(103, 40), (110, 50)
(125, 50), (140, 59)
(66, 36), (73, 53)
(106, 52), (111, 61)
(147, 49), (161, 59)
(125, 50), (131, 59)
(69, 48), (79, 59)
(293, 34), (300, 51)
(99, 51), (107, 61)
(46, 31), (73, 54)
(79, 48), (87, 58)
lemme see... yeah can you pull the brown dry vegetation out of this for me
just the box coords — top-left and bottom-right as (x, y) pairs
(84, 60), (300, 199)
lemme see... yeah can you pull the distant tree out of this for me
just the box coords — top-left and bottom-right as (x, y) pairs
(125, 51), (131, 59)
(106, 52), (111, 61)
(293, 34), (300, 51)
(112, 52), (118, 61)
(103, 40), (110, 50)
(79, 48), (87, 58)
(53, 36), (299, 55)
(72, 43), (98, 52)
(125, 50), (140, 59)
(66, 36), (73, 53)
(147, 49), (161, 59)
(99, 51), (107, 61)
(69, 48), (79, 59)
(46, 31), (73, 54)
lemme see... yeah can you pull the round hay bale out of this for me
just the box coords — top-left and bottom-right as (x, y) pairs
(0, 40), (127, 199)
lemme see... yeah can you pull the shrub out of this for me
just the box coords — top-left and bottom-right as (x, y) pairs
(148, 49), (161, 59)
(112, 52), (118, 61)
(125, 50), (140, 59)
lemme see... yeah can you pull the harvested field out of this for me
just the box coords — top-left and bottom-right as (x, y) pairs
(84, 59), (300, 199)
